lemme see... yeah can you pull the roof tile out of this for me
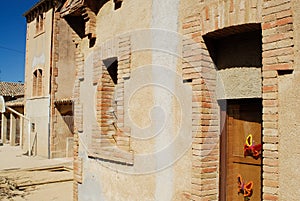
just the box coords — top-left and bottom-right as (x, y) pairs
(0, 82), (24, 97)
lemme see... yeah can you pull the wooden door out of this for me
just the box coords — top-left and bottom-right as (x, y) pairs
(220, 99), (262, 201)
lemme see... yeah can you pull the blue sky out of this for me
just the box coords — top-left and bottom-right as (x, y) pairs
(0, 0), (39, 83)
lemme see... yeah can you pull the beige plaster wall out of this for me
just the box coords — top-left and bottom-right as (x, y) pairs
(24, 9), (53, 97)
(278, 73), (300, 200)
(25, 98), (50, 157)
(278, 0), (300, 199)
(24, 8), (54, 157)
(77, 0), (192, 200)
(55, 18), (76, 100)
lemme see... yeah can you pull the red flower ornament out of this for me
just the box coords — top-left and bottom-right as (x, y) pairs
(243, 134), (262, 159)
(237, 174), (253, 200)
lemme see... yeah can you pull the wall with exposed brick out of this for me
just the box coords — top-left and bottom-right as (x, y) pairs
(70, 0), (194, 200)
(50, 10), (76, 158)
(181, 0), (297, 200)
(69, 0), (300, 200)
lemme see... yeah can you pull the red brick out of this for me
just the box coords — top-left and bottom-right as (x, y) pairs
(205, 6), (209, 20)
(263, 63), (293, 71)
(276, 9), (292, 19)
(263, 32), (292, 43)
(263, 99), (278, 107)
(263, 136), (279, 143)
(262, 47), (293, 58)
(264, 158), (279, 166)
(275, 16), (293, 26)
(262, 85), (278, 93)
(263, 193), (278, 201)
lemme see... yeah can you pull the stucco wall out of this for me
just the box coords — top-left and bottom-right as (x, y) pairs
(75, 0), (192, 200)
(24, 7), (53, 158)
(73, 0), (300, 200)
(25, 98), (50, 157)
(278, 73), (300, 200)
(54, 17), (76, 100)
(278, 0), (300, 199)
(24, 9), (53, 97)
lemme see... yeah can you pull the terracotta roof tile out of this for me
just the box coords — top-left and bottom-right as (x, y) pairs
(6, 97), (24, 107)
(0, 82), (24, 97)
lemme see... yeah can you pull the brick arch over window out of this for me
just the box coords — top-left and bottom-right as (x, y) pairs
(182, 0), (294, 200)
(33, 69), (43, 97)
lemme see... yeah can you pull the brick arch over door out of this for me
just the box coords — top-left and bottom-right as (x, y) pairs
(182, 0), (294, 200)
(199, 0), (262, 36)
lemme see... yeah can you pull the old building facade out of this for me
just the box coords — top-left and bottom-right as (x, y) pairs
(0, 82), (24, 147)
(23, 0), (300, 200)
(23, 0), (76, 158)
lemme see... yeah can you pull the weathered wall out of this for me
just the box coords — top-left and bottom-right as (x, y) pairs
(73, 0), (192, 200)
(24, 6), (54, 158)
(278, 74), (300, 200)
(51, 105), (73, 158)
(53, 14), (76, 100)
(25, 98), (50, 157)
(50, 10), (76, 158)
(278, 0), (300, 200)
(181, 0), (295, 200)
(72, 0), (300, 200)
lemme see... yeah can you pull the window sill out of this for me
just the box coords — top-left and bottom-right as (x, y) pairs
(34, 30), (45, 38)
(27, 96), (48, 101)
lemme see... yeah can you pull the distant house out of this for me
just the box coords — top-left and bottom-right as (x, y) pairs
(0, 82), (24, 146)
(23, 0), (76, 158)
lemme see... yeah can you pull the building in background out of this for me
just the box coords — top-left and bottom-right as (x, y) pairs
(0, 82), (24, 147)
(23, 0), (76, 158)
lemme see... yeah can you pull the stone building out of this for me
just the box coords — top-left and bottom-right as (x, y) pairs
(23, 0), (76, 158)
(24, 0), (300, 200)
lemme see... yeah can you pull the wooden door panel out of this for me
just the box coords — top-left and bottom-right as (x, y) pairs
(223, 99), (262, 201)
(227, 163), (261, 201)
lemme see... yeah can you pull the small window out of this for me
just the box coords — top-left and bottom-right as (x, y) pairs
(114, 0), (122, 10)
(31, 123), (35, 132)
(33, 71), (37, 96)
(103, 58), (118, 84)
(33, 69), (43, 96)
(36, 13), (45, 35)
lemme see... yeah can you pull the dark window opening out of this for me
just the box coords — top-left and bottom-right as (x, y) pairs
(33, 69), (43, 96)
(203, 24), (262, 69)
(89, 37), (96, 48)
(64, 15), (85, 39)
(103, 57), (118, 84)
(114, 1), (122, 10)
(31, 123), (35, 132)
(35, 13), (45, 35)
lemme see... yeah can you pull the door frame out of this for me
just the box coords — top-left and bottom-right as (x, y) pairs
(219, 99), (263, 201)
